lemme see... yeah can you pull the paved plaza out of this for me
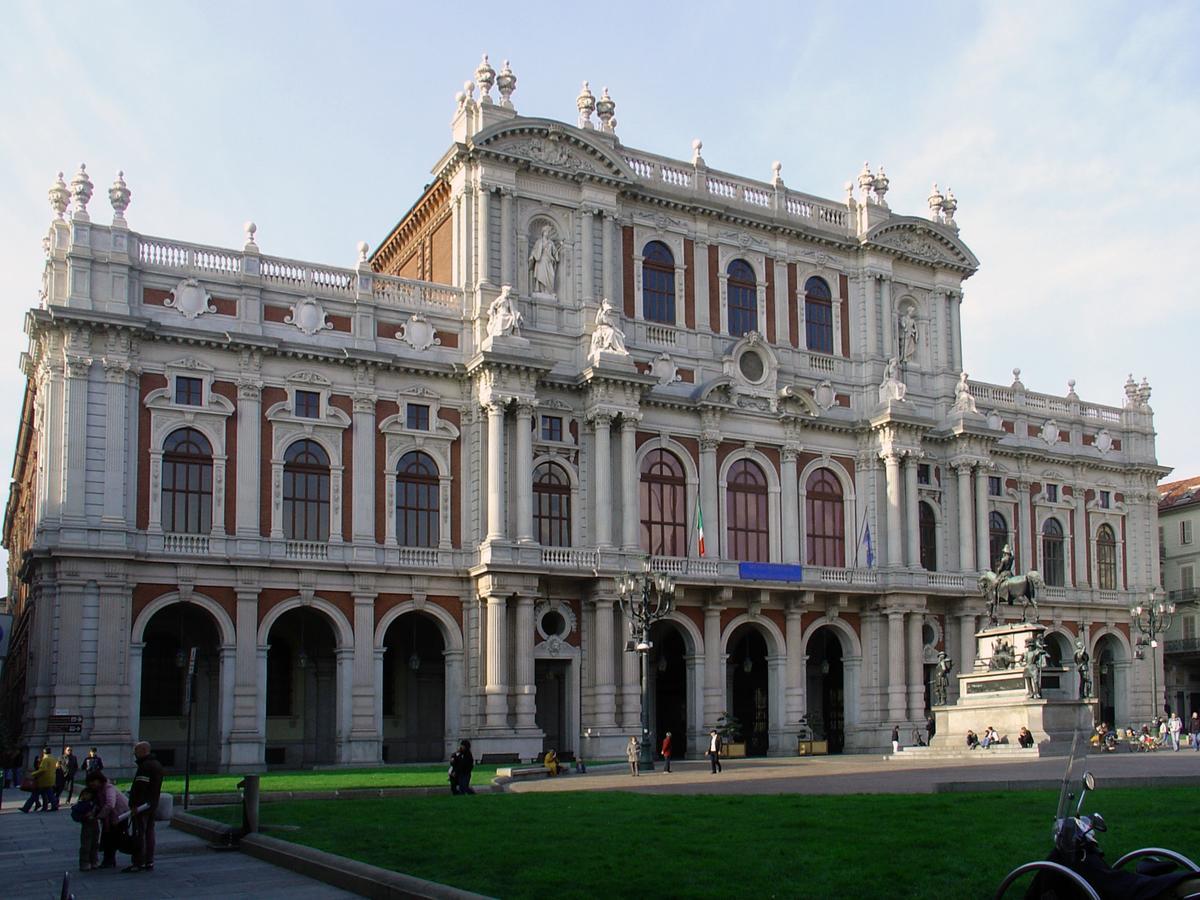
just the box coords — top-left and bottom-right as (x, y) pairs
(0, 788), (354, 899)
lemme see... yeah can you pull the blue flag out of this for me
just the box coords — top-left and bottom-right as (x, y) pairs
(860, 518), (875, 568)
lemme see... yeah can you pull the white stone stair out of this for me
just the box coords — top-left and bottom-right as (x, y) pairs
(885, 744), (1042, 762)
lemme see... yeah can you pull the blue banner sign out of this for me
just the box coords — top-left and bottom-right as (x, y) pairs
(737, 563), (803, 582)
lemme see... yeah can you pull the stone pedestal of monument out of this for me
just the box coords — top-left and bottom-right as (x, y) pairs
(931, 622), (1097, 753)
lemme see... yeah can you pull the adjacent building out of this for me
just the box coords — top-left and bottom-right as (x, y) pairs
(1159, 476), (1200, 717)
(0, 58), (1170, 770)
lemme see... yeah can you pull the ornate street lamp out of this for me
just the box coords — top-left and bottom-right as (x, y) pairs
(617, 558), (676, 770)
(1130, 591), (1176, 716)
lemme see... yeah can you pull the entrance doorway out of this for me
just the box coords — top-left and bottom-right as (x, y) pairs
(535, 659), (570, 753)
(806, 625), (845, 753)
(265, 607), (337, 767)
(728, 625), (769, 756)
(382, 613), (446, 762)
(649, 623), (687, 758)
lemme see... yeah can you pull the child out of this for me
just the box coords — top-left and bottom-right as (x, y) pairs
(86, 771), (129, 869)
(71, 785), (100, 871)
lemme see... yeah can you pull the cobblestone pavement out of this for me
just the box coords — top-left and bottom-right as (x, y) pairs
(0, 788), (354, 899)
(509, 748), (1200, 795)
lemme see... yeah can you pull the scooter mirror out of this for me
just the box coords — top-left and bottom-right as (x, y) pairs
(1090, 812), (1106, 832)
(1083, 772), (1096, 791)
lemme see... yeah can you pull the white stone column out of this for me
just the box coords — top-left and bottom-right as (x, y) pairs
(91, 584), (133, 744)
(950, 293), (963, 372)
(695, 241), (710, 332)
(101, 363), (129, 525)
(352, 397), (376, 545)
(883, 452), (903, 567)
(348, 591), (380, 762)
(336, 648), (354, 763)
(235, 383), (262, 539)
(887, 610), (906, 723)
(228, 586), (263, 768)
(485, 401), (507, 542)
(601, 213), (614, 302)
(591, 413), (613, 548)
(514, 595), (537, 730)
(580, 206), (594, 302)
(62, 356), (89, 522)
(906, 611), (925, 720)
(956, 463), (976, 572)
(218, 645), (235, 766)
(958, 611), (977, 679)
(592, 599), (617, 727)
(1017, 481), (1032, 570)
(1073, 496), (1089, 586)
(620, 415), (641, 552)
(975, 466), (990, 571)
(700, 434), (720, 558)
(905, 455), (921, 567)
(703, 601), (723, 727)
(780, 447), (800, 564)
(620, 635), (640, 732)
(499, 189), (514, 286)
(784, 600), (805, 728)
(477, 184), (491, 286)
(515, 401), (535, 543)
(880, 279), (894, 361)
(484, 594), (509, 728)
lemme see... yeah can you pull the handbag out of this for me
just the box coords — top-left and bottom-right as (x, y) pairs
(18, 775), (33, 792)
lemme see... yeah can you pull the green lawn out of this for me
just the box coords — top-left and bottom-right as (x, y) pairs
(161, 764), (499, 795)
(195, 787), (1200, 898)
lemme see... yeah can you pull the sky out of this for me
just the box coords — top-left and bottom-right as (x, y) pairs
(0, 0), (1197, 566)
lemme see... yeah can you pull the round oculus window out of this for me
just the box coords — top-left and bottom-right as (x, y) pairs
(541, 610), (567, 638)
(738, 350), (765, 383)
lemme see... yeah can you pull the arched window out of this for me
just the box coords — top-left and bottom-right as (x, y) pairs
(640, 449), (687, 556)
(727, 260), (757, 337)
(397, 451), (439, 548)
(533, 462), (572, 547)
(1042, 518), (1065, 587)
(283, 439), (330, 542)
(805, 468), (845, 567)
(642, 241), (675, 324)
(919, 501), (938, 571)
(804, 276), (834, 355)
(988, 510), (1009, 572)
(1096, 524), (1118, 590)
(727, 459), (769, 562)
(162, 427), (213, 534)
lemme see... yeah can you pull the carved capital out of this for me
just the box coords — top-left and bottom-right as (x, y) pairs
(781, 444), (801, 464)
(237, 380), (262, 401)
(588, 411), (614, 429)
(64, 356), (91, 379)
(700, 432), (721, 452)
(619, 412), (642, 430)
(102, 358), (130, 383)
(353, 394), (377, 414)
(515, 398), (539, 417)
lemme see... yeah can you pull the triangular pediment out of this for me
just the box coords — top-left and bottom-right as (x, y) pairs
(471, 119), (636, 184)
(863, 218), (979, 273)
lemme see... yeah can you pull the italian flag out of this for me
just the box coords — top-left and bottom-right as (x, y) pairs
(695, 496), (706, 557)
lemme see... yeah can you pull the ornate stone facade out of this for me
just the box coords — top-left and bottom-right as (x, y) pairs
(0, 65), (1169, 772)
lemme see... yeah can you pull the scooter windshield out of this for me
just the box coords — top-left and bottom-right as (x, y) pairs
(1053, 730), (1083, 825)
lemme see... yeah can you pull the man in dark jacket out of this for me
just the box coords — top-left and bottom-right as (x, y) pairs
(124, 741), (164, 873)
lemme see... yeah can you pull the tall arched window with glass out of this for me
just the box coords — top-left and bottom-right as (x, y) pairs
(988, 510), (1009, 572)
(1096, 524), (1118, 590)
(533, 462), (572, 547)
(640, 449), (687, 557)
(1042, 518), (1065, 587)
(283, 440), (330, 542)
(162, 427), (213, 534)
(804, 276), (834, 355)
(642, 241), (676, 324)
(727, 459), (769, 562)
(727, 260), (757, 337)
(918, 501), (938, 571)
(805, 468), (845, 567)
(396, 450), (440, 547)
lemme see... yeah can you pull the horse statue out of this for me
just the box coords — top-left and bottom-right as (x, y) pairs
(978, 569), (1044, 625)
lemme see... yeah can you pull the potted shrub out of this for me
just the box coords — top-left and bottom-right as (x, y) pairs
(716, 712), (746, 758)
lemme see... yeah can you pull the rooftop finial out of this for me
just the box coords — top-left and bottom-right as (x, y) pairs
(577, 81), (596, 129)
(596, 87), (616, 133)
(49, 171), (70, 219)
(928, 183), (945, 221)
(475, 54), (496, 104)
(691, 139), (704, 166)
(244, 220), (257, 248)
(858, 162), (874, 201)
(70, 163), (94, 221)
(357, 241), (369, 264)
(496, 59), (517, 109)
(872, 165), (889, 206)
(108, 170), (131, 225)
(771, 161), (783, 186)
(941, 187), (958, 229)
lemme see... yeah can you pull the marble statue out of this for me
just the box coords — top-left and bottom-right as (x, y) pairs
(486, 285), (522, 338)
(899, 308), (918, 362)
(953, 371), (977, 413)
(528, 225), (560, 294)
(1074, 639), (1092, 699)
(1024, 635), (1050, 699)
(878, 357), (907, 403)
(590, 298), (628, 357)
(933, 651), (954, 706)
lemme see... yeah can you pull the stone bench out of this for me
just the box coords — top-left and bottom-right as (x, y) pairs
(496, 763), (573, 780)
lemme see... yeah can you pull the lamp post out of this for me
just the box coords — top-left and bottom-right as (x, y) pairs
(1130, 591), (1176, 717)
(617, 558), (676, 770)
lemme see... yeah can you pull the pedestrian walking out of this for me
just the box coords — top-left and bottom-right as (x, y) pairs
(626, 737), (640, 776)
(660, 732), (672, 773)
(21, 747), (57, 813)
(124, 740), (164, 873)
(1169, 712), (1183, 751)
(81, 747), (104, 777)
(449, 740), (475, 795)
(891, 724), (900, 754)
(1190, 711), (1200, 750)
(706, 729), (723, 774)
(59, 746), (79, 802)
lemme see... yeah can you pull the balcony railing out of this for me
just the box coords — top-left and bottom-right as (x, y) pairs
(1169, 587), (1200, 604)
(285, 540), (329, 561)
(1166, 637), (1200, 654)
(542, 548), (600, 570)
(162, 533), (210, 555)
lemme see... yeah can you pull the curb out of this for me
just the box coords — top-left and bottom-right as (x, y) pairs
(934, 774), (1200, 793)
(172, 810), (491, 899)
(183, 784), (500, 807)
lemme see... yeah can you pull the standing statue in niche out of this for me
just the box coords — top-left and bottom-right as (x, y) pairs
(1074, 639), (1093, 699)
(590, 298), (628, 357)
(486, 284), (522, 338)
(933, 651), (954, 706)
(899, 308), (919, 362)
(528, 224), (561, 294)
(1024, 635), (1050, 699)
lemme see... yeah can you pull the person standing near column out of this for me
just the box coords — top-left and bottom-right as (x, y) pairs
(660, 732), (672, 773)
(59, 746), (79, 804)
(124, 741), (163, 873)
(626, 737), (640, 777)
(707, 729), (723, 774)
(891, 724), (900, 754)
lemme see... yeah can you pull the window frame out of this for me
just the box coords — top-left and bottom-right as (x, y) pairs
(803, 276), (834, 355)
(640, 449), (688, 557)
(282, 439), (331, 542)
(294, 389), (321, 419)
(988, 510), (1009, 572)
(805, 467), (845, 568)
(406, 403), (430, 432)
(727, 458), (769, 562)
(161, 427), (214, 535)
(641, 240), (676, 325)
(540, 415), (564, 443)
(1096, 523), (1118, 590)
(396, 450), (440, 548)
(726, 260), (758, 338)
(1041, 517), (1065, 587)
(918, 500), (937, 571)
(174, 375), (203, 407)
(533, 461), (572, 547)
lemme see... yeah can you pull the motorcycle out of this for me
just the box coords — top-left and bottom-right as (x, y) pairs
(995, 733), (1200, 899)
